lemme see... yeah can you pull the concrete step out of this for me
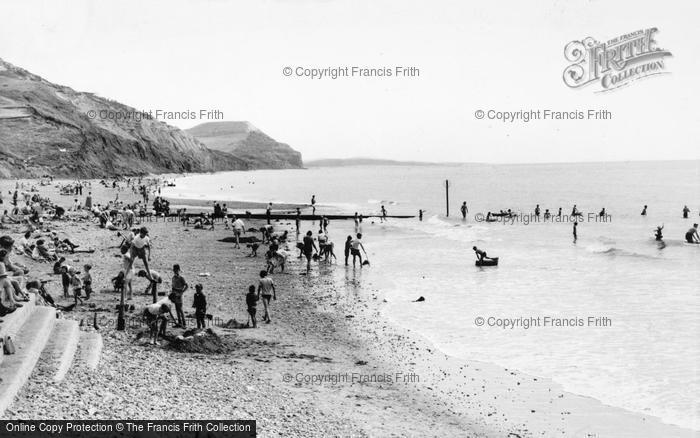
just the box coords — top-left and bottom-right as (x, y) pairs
(0, 293), (37, 369)
(36, 319), (80, 382)
(0, 306), (56, 416)
(75, 331), (103, 371)
(0, 293), (37, 341)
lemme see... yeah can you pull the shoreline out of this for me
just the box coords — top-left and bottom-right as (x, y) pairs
(1, 178), (696, 437)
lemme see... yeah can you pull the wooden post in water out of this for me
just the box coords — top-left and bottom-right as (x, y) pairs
(444, 179), (450, 217)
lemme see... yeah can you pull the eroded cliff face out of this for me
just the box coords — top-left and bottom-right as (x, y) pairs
(187, 122), (303, 170)
(0, 59), (302, 178)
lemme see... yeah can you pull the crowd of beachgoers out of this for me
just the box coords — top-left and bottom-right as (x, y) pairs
(0, 176), (374, 348)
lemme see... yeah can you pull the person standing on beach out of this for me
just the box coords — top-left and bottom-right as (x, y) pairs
(683, 205), (690, 219)
(311, 195), (316, 216)
(419, 209), (423, 221)
(232, 215), (245, 249)
(295, 208), (301, 235)
(641, 205), (648, 216)
(380, 205), (387, 223)
(302, 231), (317, 271)
(61, 265), (71, 299)
(246, 285), (258, 328)
(557, 207), (562, 218)
(82, 264), (93, 301)
(171, 264), (189, 328)
(257, 270), (276, 323)
(461, 202), (468, 220)
(266, 203), (272, 224)
(85, 192), (93, 210)
(69, 267), (83, 305)
(573, 222), (578, 242)
(192, 284), (207, 329)
(534, 204), (540, 218)
(344, 235), (352, 266)
(350, 233), (366, 268)
(128, 227), (153, 280)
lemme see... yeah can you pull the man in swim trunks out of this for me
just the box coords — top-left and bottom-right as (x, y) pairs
(128, 227), (152, 280)
(302, 231), (317, 271)
(257, 270), (276, 323)
(686, 223), (699, 244)
(232, 215), (245, 249)
(350, 233), (366, 268)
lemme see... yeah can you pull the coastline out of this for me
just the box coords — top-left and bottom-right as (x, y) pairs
(1, 179), (696, 437)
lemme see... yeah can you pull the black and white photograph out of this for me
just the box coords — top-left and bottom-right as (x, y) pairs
(0, 1), (698, 437)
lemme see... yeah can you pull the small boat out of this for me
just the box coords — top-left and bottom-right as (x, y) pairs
(475, 257), (499, 267)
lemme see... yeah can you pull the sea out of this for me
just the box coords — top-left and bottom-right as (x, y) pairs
(162, 160), (700, 431)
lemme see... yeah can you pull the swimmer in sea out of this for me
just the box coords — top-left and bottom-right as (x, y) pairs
(472, 246), (490, 262)
(654, 225), (664, 241)
(685, 223), (699, 244)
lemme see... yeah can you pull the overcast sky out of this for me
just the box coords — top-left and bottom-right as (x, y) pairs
(1, 0), (698, 163)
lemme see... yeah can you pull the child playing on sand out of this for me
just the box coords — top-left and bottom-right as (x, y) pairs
(61, 265), (71, 298)
(53, 256), (66, 275)
(111, 271), (125, 295)
(143, 294), (176, 346)
(69, 267), (83, 305)
(192, 284), (207, 329)
(171, 264), (189, 328)
(82, 264), (93, 300)
(246, 285), (258, 328)
(137, 269), (162, 303)
(344, 235), (352, 266)
(257, 270), (276, 323)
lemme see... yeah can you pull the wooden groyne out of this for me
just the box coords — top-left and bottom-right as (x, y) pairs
(181, 213), (415, 220)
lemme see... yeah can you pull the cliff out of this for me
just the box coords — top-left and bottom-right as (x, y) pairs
(187, 122), (303, 169)
(0, 59), (302, 178)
